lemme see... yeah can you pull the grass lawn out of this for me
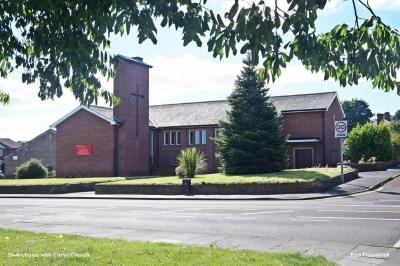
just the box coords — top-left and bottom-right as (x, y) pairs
(104, 167), (349, 185)
(0, 229), (334, 266)
(0, 177), (125, 186)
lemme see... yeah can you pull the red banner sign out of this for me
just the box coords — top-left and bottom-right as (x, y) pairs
(75, 145), (92, 156)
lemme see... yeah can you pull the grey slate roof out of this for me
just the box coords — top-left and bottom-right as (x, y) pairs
(116, 54), (153, 68)
(90, 106), (115, 119)
(271, 91), (337, 112)
(88, 91), (339, 128)
(149, 101), (229, 128)
(0, 138), (22, 149)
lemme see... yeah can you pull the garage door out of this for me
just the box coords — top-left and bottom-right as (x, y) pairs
(294, 149), (313, 168)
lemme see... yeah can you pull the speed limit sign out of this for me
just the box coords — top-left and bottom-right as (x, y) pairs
(334, 120), (347, 138)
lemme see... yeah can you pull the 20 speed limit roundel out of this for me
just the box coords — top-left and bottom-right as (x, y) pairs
(334, 121), (348, 138)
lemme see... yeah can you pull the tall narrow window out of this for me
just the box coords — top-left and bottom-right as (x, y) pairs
(188, 130), (195, 145)
(176, 131), (181, 145)
(195, 129), (201, 145)
(164, 131), (170, 145)
(149, 131), (154, 164)
(202, 129), (207, 144)
(171, 131), (176, 145)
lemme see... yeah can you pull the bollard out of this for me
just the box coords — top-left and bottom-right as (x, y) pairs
(182, 178), (192, 195)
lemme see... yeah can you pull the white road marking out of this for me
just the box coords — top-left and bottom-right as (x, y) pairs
(393, 239), (400, 248)
(225, 217), (256, 220)
(299, 216), (400, 221)
(321, 204), (400, 208)
(379, 199), (400, 202)
(241, 210), (294, 215)
(290, 218), (329, 222)
(317, 209), (400, 213)
(170, 215), (196, 218)
(173, 212), (232, 216)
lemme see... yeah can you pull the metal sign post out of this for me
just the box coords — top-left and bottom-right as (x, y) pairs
(334, 121), (348, 183)
(340, 137), (344, 183)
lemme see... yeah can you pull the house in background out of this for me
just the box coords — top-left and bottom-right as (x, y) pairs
(4, 129), (56, 177)
(371, 113), (391, 126)
(50, 55), (344, 177)
(0, 138), (21, 174)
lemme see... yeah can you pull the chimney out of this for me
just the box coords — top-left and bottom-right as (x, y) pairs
(132, 56), (143, 62)
(377, 113), (384, 124)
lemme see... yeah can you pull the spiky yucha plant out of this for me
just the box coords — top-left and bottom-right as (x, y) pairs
(175, 148), (207, 178)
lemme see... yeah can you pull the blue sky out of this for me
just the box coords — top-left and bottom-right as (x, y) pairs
(1, 0), (400, 141)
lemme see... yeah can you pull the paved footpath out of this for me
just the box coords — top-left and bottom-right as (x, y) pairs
(1, 167), (398, 200)
(0, 175), (399, 265)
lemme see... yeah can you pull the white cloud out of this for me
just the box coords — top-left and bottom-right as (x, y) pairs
(318, 0), (344, 16)
(0, 78), (80, 141)
(148, 55), (241, 104)
(368, 0), (400, 10)
(320, 0), (400, 16)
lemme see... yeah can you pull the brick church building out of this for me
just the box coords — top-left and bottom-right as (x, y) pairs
(51, 55), (344, 177)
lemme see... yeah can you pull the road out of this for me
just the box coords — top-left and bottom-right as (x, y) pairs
(0, 178), (399, 265)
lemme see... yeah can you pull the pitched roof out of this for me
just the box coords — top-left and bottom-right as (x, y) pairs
(116, 54), (153, 68)
(50, 105), (118, 128)
(371, 118), (391, 125)
(51, 91), (341, 128)
(149, 91), (340, 128)
(149, 101), (228, 128)
(0, 138), (21, 149)
(271, 91), (338, 112)
(4, 129), (55, 159)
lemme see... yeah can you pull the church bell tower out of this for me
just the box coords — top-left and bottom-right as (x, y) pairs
(113, 55), (152, 176)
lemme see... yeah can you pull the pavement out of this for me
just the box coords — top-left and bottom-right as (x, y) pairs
(0, 175), (399, 265)
(0, 167), (398, 200)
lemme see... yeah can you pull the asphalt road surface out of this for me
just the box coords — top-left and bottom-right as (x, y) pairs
(0, 178), (399, 265)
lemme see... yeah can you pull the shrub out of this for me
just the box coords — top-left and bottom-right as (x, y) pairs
(391, 133), (400, 161)
(345, 122), (393, 162)
(390, 120), (400, 134)
(175, 148), (207, 178)
(15, 159), (48, 179)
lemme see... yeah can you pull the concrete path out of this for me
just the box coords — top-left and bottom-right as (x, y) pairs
(0, 177), (399, 265)
(0, 167), (398, 200)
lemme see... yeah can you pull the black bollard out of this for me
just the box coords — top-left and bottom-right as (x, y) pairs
(182, 178), (192, 195)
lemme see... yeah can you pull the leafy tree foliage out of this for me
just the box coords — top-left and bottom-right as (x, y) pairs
(393, 110), (400, 121)
(345, 122), (392, 162)
(390, 120), (400, 134)
(391, 133), (400, 161)
(383, 112), (392, 121)
(389, 122), (400, 160)
(1, 0), (400, 105)
(215, 55), (287, 175)
(342, 99), (373, 131)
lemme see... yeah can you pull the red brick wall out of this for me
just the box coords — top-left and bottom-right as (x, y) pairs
(282, 111), (324, 167)
(152, 103), (344, 173)
(282, 111), (324, 138)
(56, 110), (115, 177)
(114, 58), (150, 176)
(324, 98), (344, 165)
(153, 127), (218, 175)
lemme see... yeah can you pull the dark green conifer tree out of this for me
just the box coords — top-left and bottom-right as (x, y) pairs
(215, 55), (287, 175)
